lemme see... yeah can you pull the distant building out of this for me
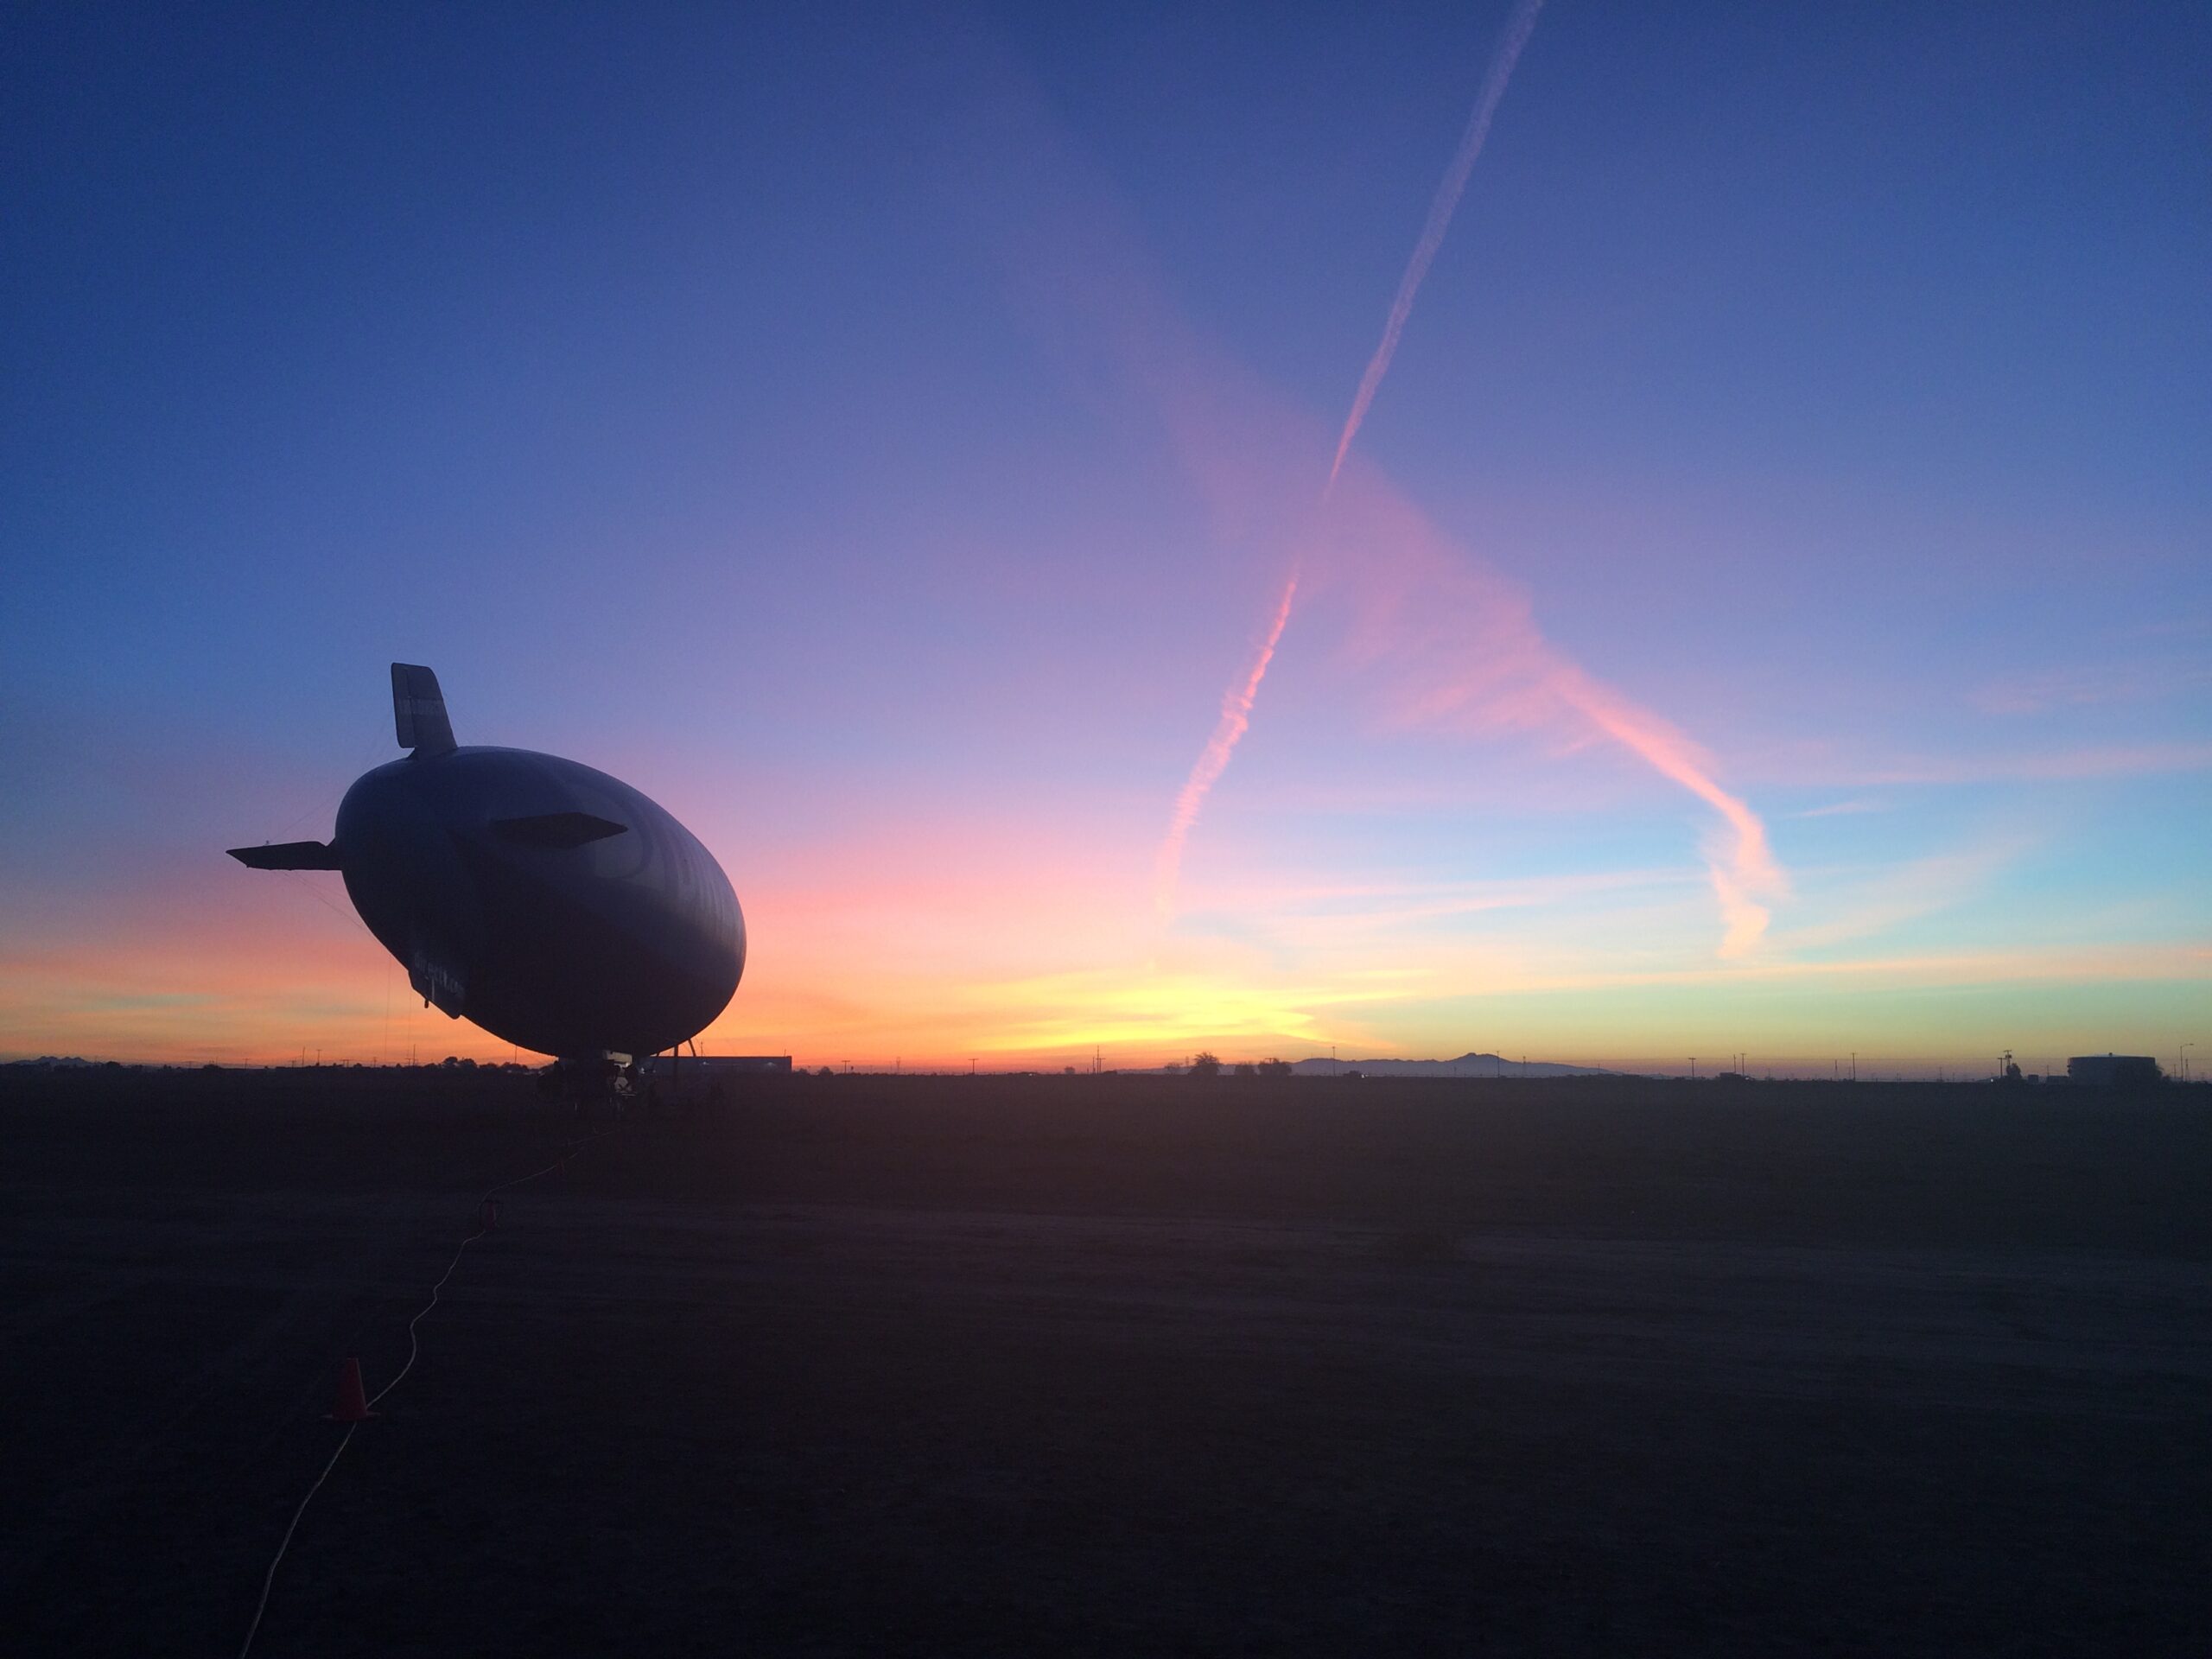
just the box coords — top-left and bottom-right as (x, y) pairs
(643, 1054), (791, 1077)
(2067, 1054), (2158, 1087)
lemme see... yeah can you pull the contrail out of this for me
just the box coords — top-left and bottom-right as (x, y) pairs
(1548, 671), (1784, 957)
(1156, 0), (1547, 917)
(1329, 0), (1547, 491)
(1155, 573), (1298, 915)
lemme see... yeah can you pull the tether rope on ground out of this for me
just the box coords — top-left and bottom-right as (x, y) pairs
(235, 1125), (616, 1659)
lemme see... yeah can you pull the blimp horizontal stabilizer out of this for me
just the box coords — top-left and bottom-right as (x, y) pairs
(227, 840), (345, 870)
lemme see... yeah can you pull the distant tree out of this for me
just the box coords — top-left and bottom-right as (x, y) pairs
(1190, 1052), (1221, 1077)
(2003, 1060), (2024, 1083)
(1259, 1058), (1293, 1077)
(1234, 1061), (1258, 1077)
(817, 1065), (835, 1078)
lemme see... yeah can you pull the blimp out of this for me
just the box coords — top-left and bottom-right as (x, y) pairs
(230, 664), (744, 1067)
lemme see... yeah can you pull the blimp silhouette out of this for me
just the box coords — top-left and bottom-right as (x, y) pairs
(231, 664), (744, 1064)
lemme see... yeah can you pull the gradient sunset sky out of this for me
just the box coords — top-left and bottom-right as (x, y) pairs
(4, 3), (2206, 1075)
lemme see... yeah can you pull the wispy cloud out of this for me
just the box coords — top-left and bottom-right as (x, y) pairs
(1768, 835), (2029, 952)
(1971, 660), (2212, 715)
(1471, 940), (2212, 995)
(1746, 734), (2212, 790)
(1827, 742), (2212, 786)
(1204, 865), (1700, 925)
(1789, 798), (1886, 818)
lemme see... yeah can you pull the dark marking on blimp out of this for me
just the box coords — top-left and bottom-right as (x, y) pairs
(229, 664), (744, 1063)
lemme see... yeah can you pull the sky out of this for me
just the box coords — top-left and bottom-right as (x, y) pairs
(3, 2), (2207, 1077)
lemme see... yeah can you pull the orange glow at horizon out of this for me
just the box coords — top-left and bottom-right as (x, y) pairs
(8, 827), (2200, 1076)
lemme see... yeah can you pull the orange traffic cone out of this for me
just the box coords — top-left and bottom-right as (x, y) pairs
(327, 1357), (379, 1422)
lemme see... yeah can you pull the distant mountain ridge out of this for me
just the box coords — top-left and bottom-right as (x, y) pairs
(1290, 1052), (1616, 1079)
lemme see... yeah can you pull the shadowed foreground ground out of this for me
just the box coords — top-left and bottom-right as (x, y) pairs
(3, 1070), (2208, 1656)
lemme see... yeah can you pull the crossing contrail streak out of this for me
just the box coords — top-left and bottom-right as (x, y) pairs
(1155, 0), (1547, 918)
(1328, 0), (1546, 491)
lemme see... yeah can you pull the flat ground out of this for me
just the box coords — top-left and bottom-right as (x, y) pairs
(3, 1070), (2208, 1656)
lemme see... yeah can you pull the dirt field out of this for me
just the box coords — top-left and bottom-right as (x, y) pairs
(3, 1069), (2208, 1656)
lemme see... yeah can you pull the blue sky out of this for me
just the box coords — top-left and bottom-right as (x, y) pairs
(3, 2), (2206, 1070)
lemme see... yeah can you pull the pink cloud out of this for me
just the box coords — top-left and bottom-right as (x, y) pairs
(950, 41), (1784, 955)
(1051, 249), (1789, 954)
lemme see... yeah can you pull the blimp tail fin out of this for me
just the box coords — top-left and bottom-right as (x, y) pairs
(391, 663), (456, 756)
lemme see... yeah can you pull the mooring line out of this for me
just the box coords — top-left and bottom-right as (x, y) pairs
(365, 1133), (605, 1408)
(235, 1425), (355, 1659)
(235, 1126), (613, 1658)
